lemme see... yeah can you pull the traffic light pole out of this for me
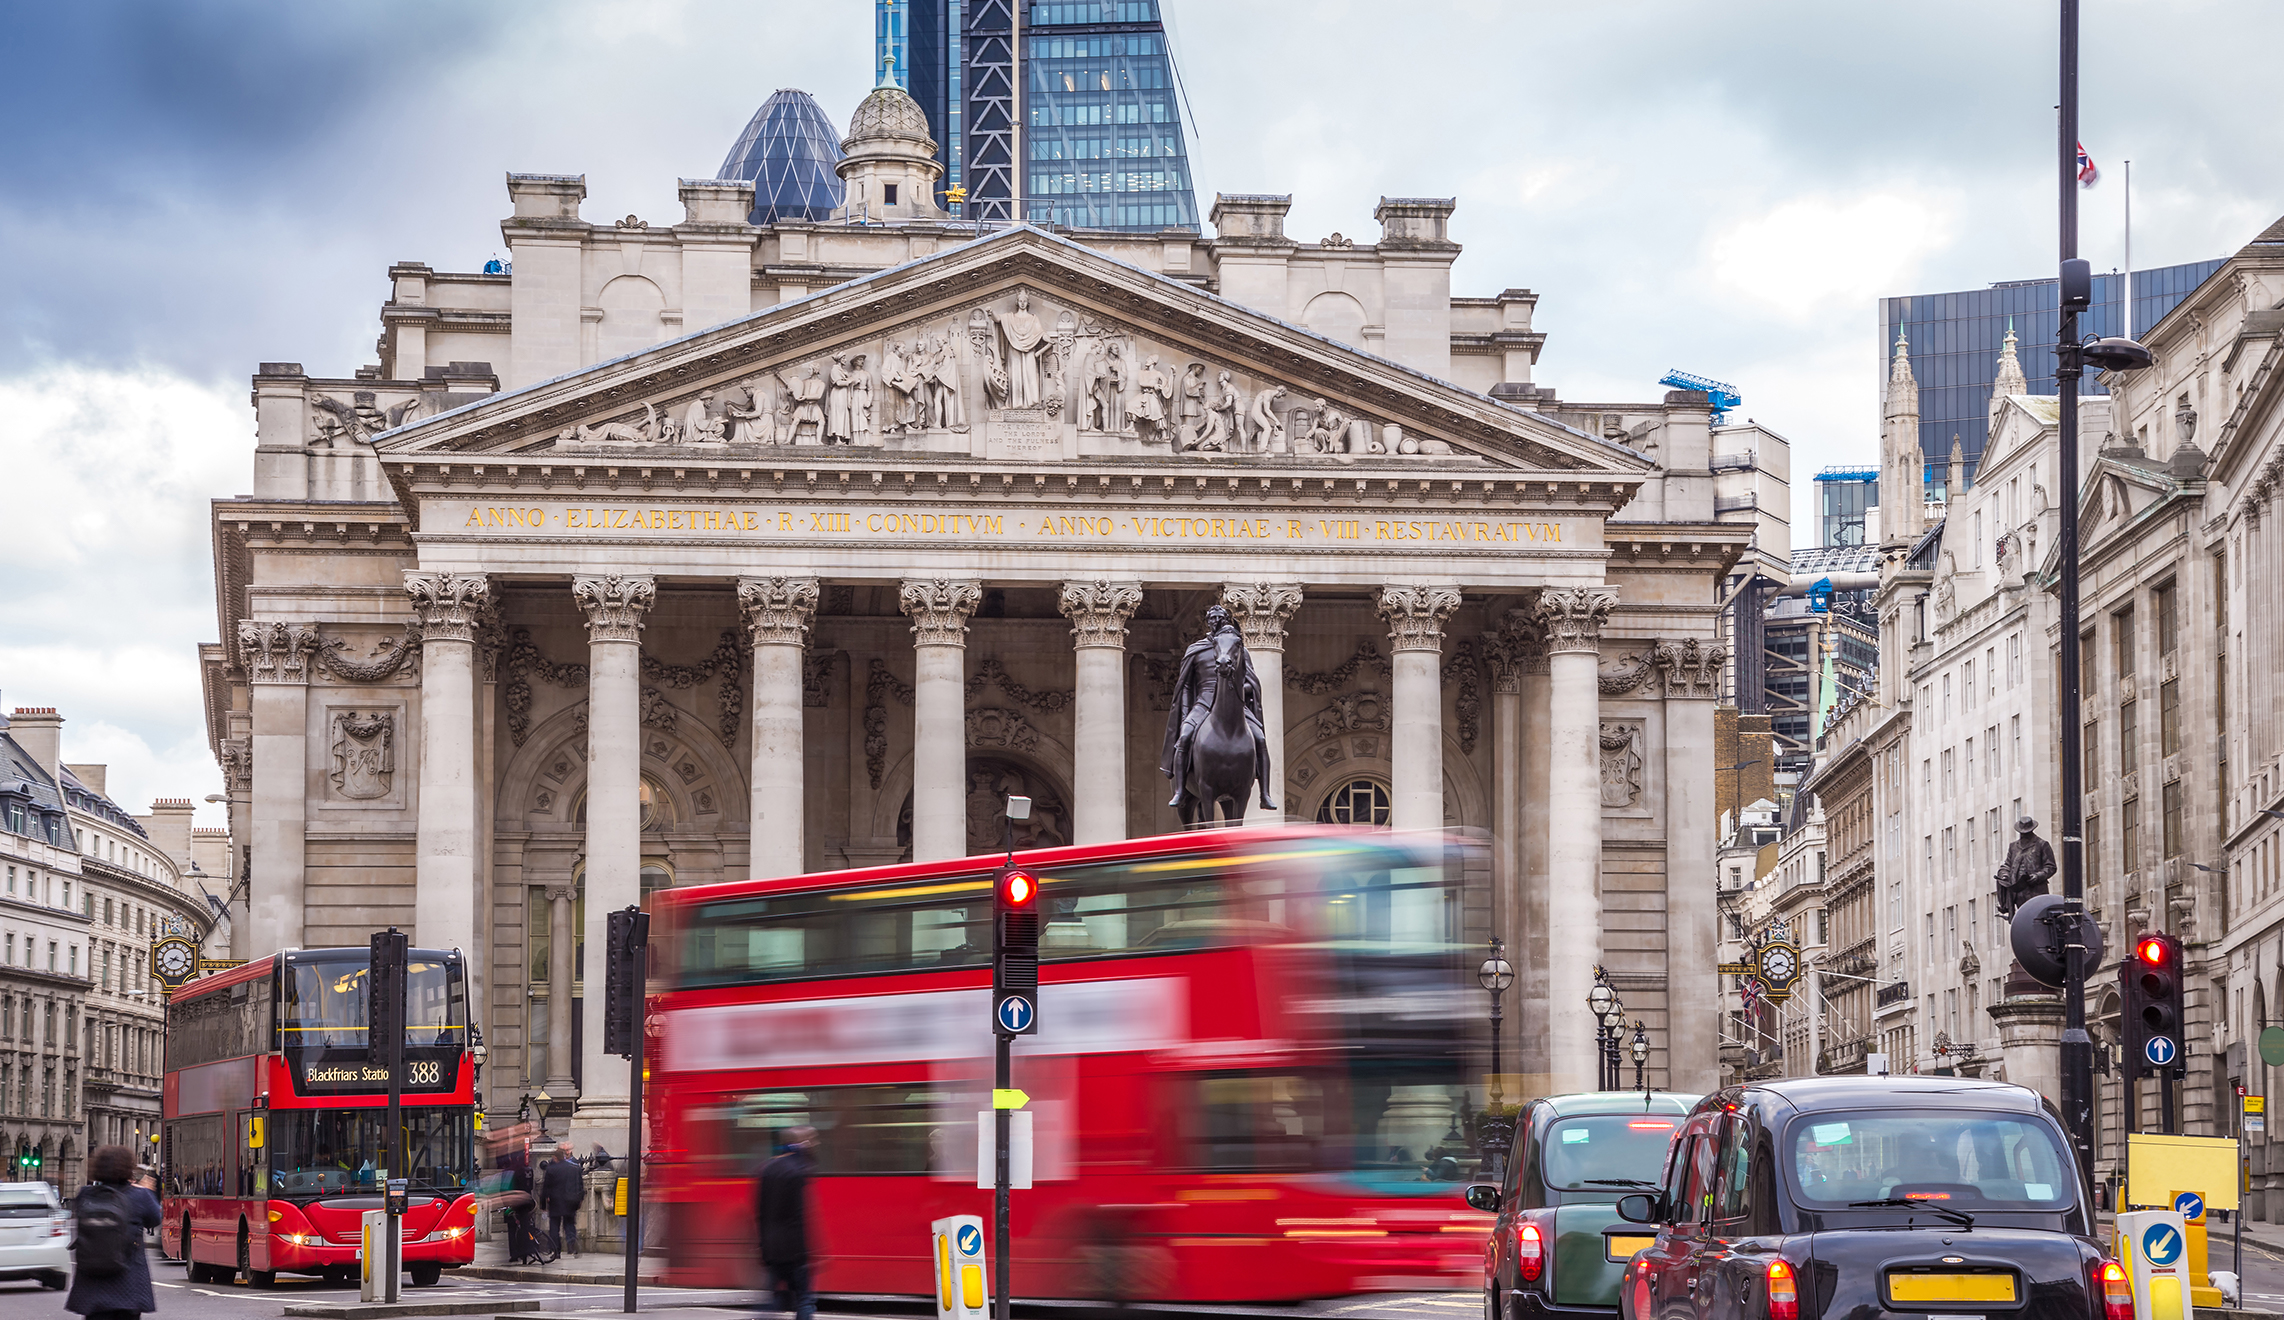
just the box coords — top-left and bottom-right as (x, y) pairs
(2053, 0), (2097, 1199)
(993, 1033), (1012, 1320)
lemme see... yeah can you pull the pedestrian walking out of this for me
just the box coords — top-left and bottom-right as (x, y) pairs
(540, 1143), (584, 1261)
(754, 1126), (819, 1320)
(499, 1142), (537, 1265)
(67, 1144), (162, 1320)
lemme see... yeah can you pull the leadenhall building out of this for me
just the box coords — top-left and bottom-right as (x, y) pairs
(200, 81), (1746, 1134)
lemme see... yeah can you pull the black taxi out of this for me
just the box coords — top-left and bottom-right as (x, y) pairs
(1613, 1078), (2131, 1320)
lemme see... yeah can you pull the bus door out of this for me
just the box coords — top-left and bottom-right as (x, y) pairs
(240, 1111), (267, 1199)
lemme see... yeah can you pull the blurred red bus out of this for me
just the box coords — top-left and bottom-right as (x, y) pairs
(160, 948), (479, 1287)
(650, 824), (1495, 1301)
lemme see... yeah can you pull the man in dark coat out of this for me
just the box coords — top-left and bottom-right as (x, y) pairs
(499, 1143), (536, 1265)
(539, 1144), (584, 1260)
(1158, 605), (1275, 810)
(67, 1144), (162, 1320)
(755, 1126), (819, 1320)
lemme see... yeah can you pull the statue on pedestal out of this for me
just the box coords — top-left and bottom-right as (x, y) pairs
(1994, 816), (2057, 917)
(1160, 605), (1277, 824)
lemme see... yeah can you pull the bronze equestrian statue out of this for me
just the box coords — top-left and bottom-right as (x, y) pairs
(1160, 606), (1277, 825)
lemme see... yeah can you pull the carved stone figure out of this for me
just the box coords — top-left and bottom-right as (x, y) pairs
(1249, 384), (1288, 453)
(1132, 355), (1174, 445)
(1305, 397), (1349, 453)
(1084, 340), (1128, 433)
(925, 331), (967, 430)
(1160, 604), (1276, 822)
(989, 290), (1051, 409)
(1599, 722), (1643, 808)
(312, 391), (422, 446)
(777, 366), (829, 443)
(683, 391), (725, 444)
(1200, 370), (1241, 451)
(329, 710), (394, 800)
(725, 380), (778, 445)
(826, 353), (871, 444)
(883, 339), (924, 432)
(1994, 816), (2057, 916)
(1176, 363), (1209, 448)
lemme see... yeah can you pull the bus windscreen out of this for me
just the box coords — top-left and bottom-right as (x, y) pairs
(266, 1108), (476, 1195)
(282, 957), (466, 1050)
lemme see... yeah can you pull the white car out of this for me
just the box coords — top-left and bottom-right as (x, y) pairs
(0, 1182), (70, 1290)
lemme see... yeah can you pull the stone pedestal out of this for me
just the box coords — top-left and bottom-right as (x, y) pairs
(1988, 994), (2066, 1105)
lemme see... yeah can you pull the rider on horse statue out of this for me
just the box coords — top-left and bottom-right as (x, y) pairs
(1159, 605), (1277, 813)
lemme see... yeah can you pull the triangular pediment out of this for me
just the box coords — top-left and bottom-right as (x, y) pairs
(2071, 453), (2181, 548)
(375, 225), (1648, 478)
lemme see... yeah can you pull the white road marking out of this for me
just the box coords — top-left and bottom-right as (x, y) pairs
(153, 1281), (185, 1288)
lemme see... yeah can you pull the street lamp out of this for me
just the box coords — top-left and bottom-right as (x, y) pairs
(1630, 1021), (1652, 1095)
(1588, 968), (1624, 1091)
(1477, 938), (1517, 1173)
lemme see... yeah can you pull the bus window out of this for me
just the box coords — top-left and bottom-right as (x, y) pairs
(690, 1086), (949, 1178)
(267, 1109), (474, 1195)
(283, 956), (464, 1052)
(1193, 1073), (1323, 1171)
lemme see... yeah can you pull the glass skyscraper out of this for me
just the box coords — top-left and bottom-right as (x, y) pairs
(880, 0), (1199, 232)
(717, 89), (846, 224)
(1876, 258), (2222, 482)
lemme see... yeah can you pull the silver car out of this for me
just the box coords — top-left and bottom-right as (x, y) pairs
(0, 1181), (71, 1290)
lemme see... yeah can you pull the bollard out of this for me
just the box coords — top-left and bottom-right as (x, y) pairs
(930, 1215), (989, 1320)
(2117, 1209), (2193, 1320)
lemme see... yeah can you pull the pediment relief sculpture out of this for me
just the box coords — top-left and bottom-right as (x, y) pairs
(312, 390), (426, 447)
(540, 284), (1486, 468)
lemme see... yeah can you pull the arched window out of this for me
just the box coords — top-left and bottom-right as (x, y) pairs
(1315, 778), (1391, 827)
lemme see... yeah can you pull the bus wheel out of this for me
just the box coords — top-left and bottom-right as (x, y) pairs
(409, 1262), (443, 1288)
(248, 1269), (276, 1288)
(179, 1219), (194, 1269)
(236, 1224), (251, 1284)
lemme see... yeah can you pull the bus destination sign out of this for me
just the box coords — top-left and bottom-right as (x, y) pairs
(297, 1057), (455, 1092)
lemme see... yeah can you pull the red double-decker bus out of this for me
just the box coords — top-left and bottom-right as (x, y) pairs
(159, 947), (479, 1287)
(650, 824), (1495, 1302)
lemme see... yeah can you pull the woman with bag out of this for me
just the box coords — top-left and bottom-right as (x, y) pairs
(67, 1144), (162, 1320)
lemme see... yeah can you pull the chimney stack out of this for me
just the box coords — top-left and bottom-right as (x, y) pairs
(143, 799), (198, 874)
(8, 707), (64, 784)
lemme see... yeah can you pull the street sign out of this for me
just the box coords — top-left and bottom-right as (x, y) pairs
(994, 994), (1035, 1034)
(2142, 1221), (2184, 1267)
(956, 1223), (982, 1257)
(2262, 1027), (2284, 1068)
(2171, 1191), (2204, 1222)
(990, 1088), (1029, 1110)
(2145, 1035), (2178, 1067)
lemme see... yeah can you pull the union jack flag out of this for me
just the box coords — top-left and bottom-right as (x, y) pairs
(2077, 142), (2099, 188)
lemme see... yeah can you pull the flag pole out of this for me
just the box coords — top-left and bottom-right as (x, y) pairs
(2123, 160), (2132, 340)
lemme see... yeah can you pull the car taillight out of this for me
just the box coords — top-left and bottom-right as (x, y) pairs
(1766, 1258), (1799, 1320)
(49, 1218), (68, 1236)
(2100, 1260), (2133, 1320)
(1517, 1220), (1545, 1282)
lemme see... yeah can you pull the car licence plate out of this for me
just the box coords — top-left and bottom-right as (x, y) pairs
(1606, 1234), (1657, 1261)
(1887, 1272), (2018, 1304)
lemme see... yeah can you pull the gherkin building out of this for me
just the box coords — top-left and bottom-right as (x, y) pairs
(718, 89), (845, 224)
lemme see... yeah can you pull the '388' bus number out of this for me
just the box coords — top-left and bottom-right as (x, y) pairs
(408, 1060), (441, 1085)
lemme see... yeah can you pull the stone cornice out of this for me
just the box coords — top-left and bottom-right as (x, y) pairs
(736, 575), (820, 647)
(1057, 580), (1143, 649)
(572, 574), (655, 644)
(899, 578), (981, 647)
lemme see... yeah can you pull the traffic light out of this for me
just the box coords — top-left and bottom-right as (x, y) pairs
(2121, 931), (2184, 1079)
(604, 906), (650, 1059)
(369, 928), (407, 1076)
(992, 868), (1040, 1036)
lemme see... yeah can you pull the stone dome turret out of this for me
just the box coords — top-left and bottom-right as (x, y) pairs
(844, 84), (936, 154)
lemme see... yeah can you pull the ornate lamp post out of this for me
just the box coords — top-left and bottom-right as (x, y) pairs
(1588, 967), (1623, 1091)
(1478, 938), (1516, 1172)
(1630, 1021), (1652, 1095)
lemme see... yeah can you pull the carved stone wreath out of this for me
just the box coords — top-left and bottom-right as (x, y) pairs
(1287, 639), (1395, 694)
(964, 656), (1073, 713)
(316, 625), (423, 683)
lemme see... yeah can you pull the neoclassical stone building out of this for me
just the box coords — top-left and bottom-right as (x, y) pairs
(200, 87), (1746, 1143)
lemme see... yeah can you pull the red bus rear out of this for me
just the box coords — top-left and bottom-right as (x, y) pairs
(160, 947), (480, 1287)
(651, 825), (1494, 1301)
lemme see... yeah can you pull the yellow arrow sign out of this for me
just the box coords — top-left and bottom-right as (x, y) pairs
(992, 1088), (1029, 1110)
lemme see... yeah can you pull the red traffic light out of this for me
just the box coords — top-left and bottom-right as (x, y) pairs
(1000, 870), (1038, 907)
(2138, 937), (2170, 966)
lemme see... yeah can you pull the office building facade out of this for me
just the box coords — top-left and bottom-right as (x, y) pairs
(881, 0), (1199, 230)
(1877, 259), (2223, 486)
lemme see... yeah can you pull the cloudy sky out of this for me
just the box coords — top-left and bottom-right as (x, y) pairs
(4, 0), (2280, 826)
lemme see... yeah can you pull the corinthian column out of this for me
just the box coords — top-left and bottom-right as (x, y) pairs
(1223, 583), (1303, 821)
(543, 883), (578, 1097)
(899, 578), (981, 862)
(1537, 586), (1617, 1096)
(238, 621), (318, 956)
(738, 576), (820, 878)
(407, 572), (489, 964)
(571, 573), (653, 1127)
(1058, 581), (1143, 845)
(1378, 585), (1462, 832)
(1660, 639), (1726, 1093)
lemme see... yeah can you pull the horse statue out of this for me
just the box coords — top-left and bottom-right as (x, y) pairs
(1161, 606), (1276, 826)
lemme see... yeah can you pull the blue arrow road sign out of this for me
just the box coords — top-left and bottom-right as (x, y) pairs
(2146, 1036), (2178, 1067)
(956, 1223), (983, 1257)
(2143, 1222), (2184, 1267)
(2173, 1192), (2204, 1221)
(996, 995), (1035, 1033)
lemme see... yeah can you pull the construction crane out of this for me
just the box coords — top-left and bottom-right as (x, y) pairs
(1658, 369), (1742, 426)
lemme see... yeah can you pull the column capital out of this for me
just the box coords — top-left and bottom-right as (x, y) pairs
(1484, 610), (1548, 692)
(1650, 637), (1729, 699)
(1221, 581), (1304, 652)
(737, 575), (821, 647)
(405, 572), (492, 644)
(544, 884), (580, 904)
(1535, 586), (1618, 655)
(899, 578), (982, 647)
(1376, 584), (1461, 653)
(1058, 580), (1143, 649)
(572, 574), (656, 644)
(237, 620), (320, 683)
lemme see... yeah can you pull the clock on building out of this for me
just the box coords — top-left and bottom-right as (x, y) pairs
(1755, 940), (1804, 1001)
(153, 936), (199, 991)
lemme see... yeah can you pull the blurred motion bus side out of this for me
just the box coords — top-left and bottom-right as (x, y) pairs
(650, 824), (1496, 1301)
(160, 948), (480, 1286)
